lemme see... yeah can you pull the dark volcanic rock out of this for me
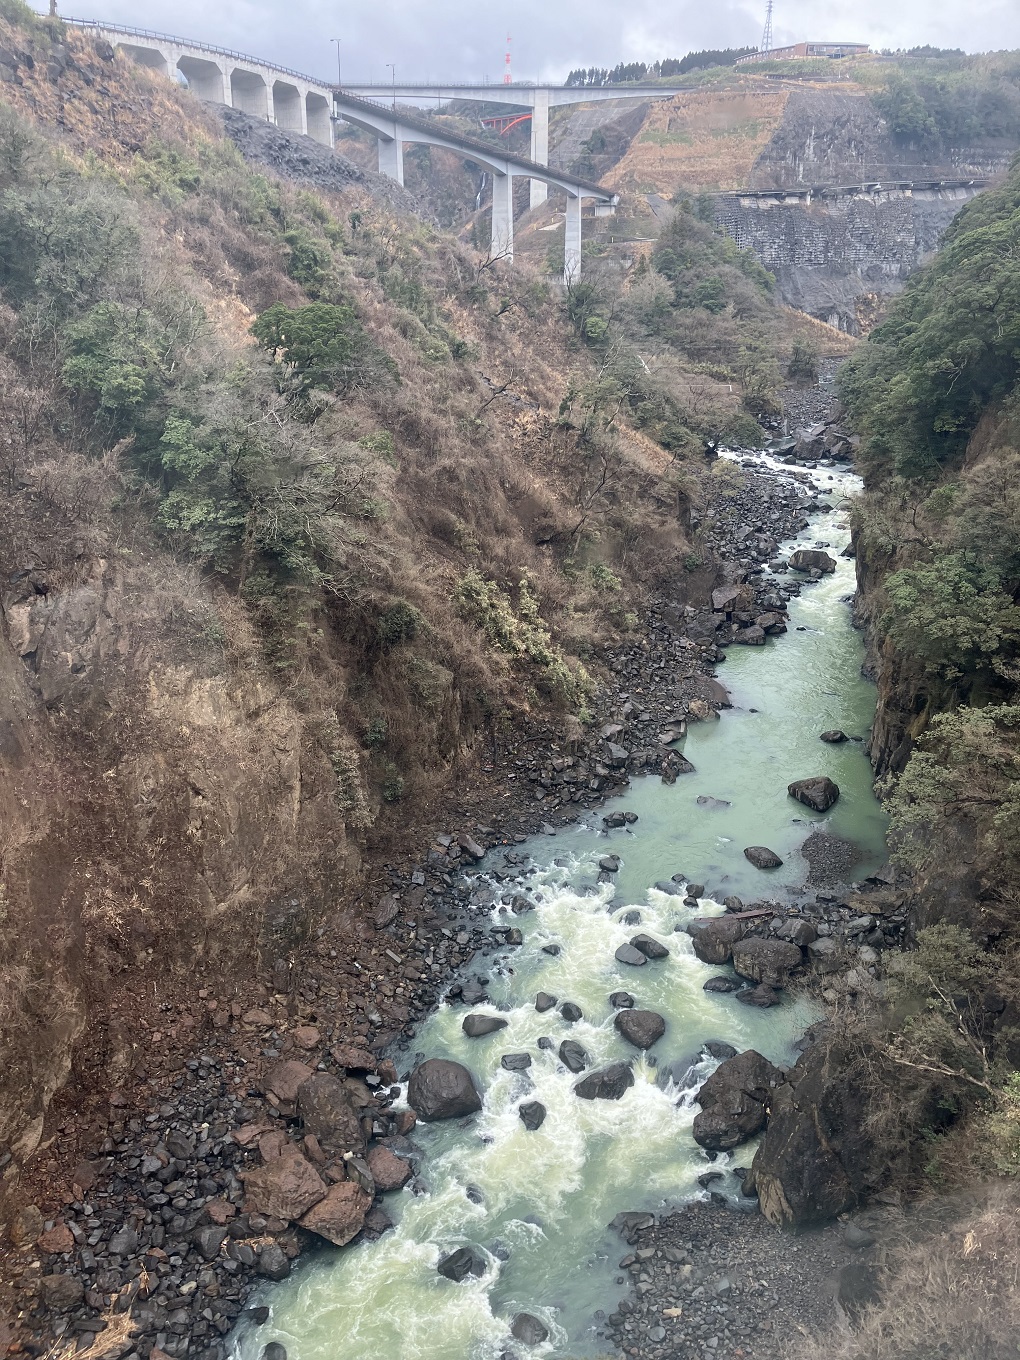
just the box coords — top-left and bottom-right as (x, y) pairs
(732, 937), (803, 987)
(788, 776), (841, 812)
(743, 846), (784, 869)
(519, 1101), (547, 1131)
(704, 975), (743, 993)
(736, 983), (781, 1007)
(615, 943), (646, 967)
(789, 548), (836, 573)
(692, 1049), (784, 1151)
(462, 1013), (509, 1038)
(437, 1245), (487, 1281)
(751, 1036), (937, 1229)
(820, 729), (848, 743)
(559, 1039), (589, 1073)
(614, 1009), (666, 1049)
(610, 991), (635, 1008)
(687, 915), (745, 964)
(535, 991), (557, 1013)
(575, 1062), (635, 1100)
(407, 1059), (482, 1121)
(630, 933), (669, 960)
(511, 1313), (550, 1345)
(501, 1052), (532, 1071)
(559, 1001), (583, 1022)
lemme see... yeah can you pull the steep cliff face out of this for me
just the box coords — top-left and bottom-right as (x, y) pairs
(713, 184), (983, 332)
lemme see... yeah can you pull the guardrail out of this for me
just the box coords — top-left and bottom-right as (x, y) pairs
(56, 15), (332, 88)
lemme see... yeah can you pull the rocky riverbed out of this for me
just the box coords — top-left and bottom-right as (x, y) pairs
(0, 427), (897, 1360)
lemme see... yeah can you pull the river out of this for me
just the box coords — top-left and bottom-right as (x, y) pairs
(232, 453), (887, 1360)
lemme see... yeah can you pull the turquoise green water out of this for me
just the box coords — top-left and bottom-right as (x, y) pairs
(233, 456), (887, 1360)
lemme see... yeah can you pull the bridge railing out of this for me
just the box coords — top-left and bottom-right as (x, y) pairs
(57, 15), (332, 88)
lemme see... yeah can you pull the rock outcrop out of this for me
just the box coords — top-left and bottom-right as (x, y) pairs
(692, 1050), (784, 1151)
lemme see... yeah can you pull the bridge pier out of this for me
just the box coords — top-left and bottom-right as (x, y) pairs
(564, 194), (582, 286)
(273, 80), (306, 135)
(491, 170), (514, 261)
(530, 90), (549, 210)
(377, 134), (404, 185)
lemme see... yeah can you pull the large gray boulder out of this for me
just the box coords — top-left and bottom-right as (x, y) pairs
(631, 933), (669, 960)
(744, 846), (784, 869)
(462, 1013), (508, 1038)
(788, 777), (840, 812)
(407, 1059), (482, 1121)
(615, 1010), (666, 1049)
(687, 916), (745, 965)
(789, 548), (836, 574)
(732, 937), (804, 988)
(437, 1245), (487, 1281)
(692, 1049), (784, 1151)
(559, 1039), (589, 1073)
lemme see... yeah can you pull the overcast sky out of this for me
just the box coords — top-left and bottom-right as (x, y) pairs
(67, 0), (1020, 86)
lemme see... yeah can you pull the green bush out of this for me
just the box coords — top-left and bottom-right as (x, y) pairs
(882, 553), (1020, 679)
(787, 337), (819, 384)
(378, 600), (421, 646)
(251, 300), (394, 395)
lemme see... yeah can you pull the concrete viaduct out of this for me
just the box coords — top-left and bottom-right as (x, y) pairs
(64, 20), (627, 283)
(339, 81), (688, 208)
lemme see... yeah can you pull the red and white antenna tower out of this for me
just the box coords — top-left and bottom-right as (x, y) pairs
(503, 32), (512, 84)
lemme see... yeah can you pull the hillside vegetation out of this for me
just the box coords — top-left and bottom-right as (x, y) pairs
(0, 4), (831, 1165)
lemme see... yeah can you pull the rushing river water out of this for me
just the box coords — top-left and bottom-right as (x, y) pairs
(233, 454), (888, 1360)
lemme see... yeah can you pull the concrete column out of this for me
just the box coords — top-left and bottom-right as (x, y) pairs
(530, 89), (550, 209)
(273, 81), (306, 134)
(219, 61), (232, 106)
(306, 93), (332, 146)
(564, 193), (582, 285)
(491, 168), (514, 261)
(377, 135), (404, 185)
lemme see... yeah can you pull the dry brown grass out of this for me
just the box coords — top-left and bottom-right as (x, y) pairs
(792, 1183), (1020, 1360)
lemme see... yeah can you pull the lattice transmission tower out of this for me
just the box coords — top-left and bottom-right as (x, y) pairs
(504, 32), (513, 84)
(760, 0), (774, 58)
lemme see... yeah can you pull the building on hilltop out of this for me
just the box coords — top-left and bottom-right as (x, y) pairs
(736, 42), (870, 64)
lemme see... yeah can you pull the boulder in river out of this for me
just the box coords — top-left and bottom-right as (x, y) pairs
(820, 729), (848, 743)
(366, 1144), (412, 1192)
(299, 1181), (372, 1246)
(407, 1059), (482, 1121)
(462, 1014), (508, 1038)
(575, 1062), (635, 1101)
(535, 992), (557, 1013)
(704, 975), (743, 993)
(733, 625), (766, 646)
(519, 1101), (546, 1131)
(704, 1040), (738, 1060)
(610, 991), (635, 1008)
(687, 916), (745, 965)
(788, 776), (840, 812)
(692, 1049), (785, 1151)
(743, 846), (784, 870)
(559, 1039), (589, 1073)
(511, 1313), (550, 1345)
(630, 933), (669, 960)
(559, 1001), (583, 1022)
(615, 1010), (666, 1049)
(615, 943), (646, 967)
(736, 983), (781, 1008)
(501, 1053), (532, 1072)
(789, 548), (836, 573)
(437, 1245), (487, 1282)
(732, 937), (803, 987)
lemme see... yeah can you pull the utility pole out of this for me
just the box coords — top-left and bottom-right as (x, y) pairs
(503, 32), (512, 84)
(386, 62), (396, 110)
(330, 38), (341, 87)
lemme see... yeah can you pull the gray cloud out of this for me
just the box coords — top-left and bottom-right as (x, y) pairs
(69, 0), (1020, 87)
